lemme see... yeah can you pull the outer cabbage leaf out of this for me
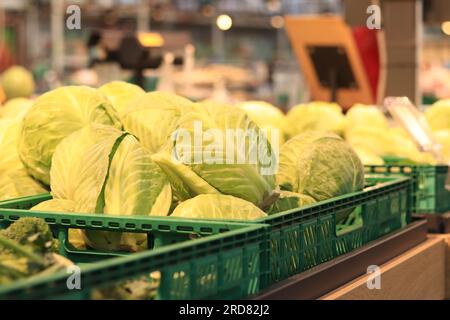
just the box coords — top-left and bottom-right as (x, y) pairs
(353, 146), (385, 165)
(151, 153), (220, 201)
(0, 98), (33, 119)
(99, 81), (145, 116)
(277, 132), (364, 201)
(0, 169), (48, 201)
(171, 194), (267, 220)
(266, 191), (316, 215)
(285, 102), (344, 138)
(0, 119), (24, 173)
(50, 124), (126, 213)
(155, 103), (277, 207)
(121, 92), (195, 153)
(19, 86), (122, 185)
(239, 100), (286, 145)
(344, 104), (388, 133)
(104, 134), (172, 217)
(30, 199), (75, 212)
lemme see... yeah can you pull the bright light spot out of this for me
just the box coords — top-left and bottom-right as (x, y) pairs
(442, 21), (450, 36)
(266, 0), (281, 12)
(216, 14), (232, 31)
(270, 16), (284, 29)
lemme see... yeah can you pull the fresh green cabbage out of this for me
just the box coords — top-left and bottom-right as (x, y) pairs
(345, 104), (388, 133)
(152, 103), (278, 208)
(50, 124), (126, 213)
(0, 66), (35, 99)
(99, 81), (145, 116)
(0, 98), (33, 120)
(171, 194), (267, 220)
(0, 118), (24, 173)
(0, 169), (48, 201)
(18, 86), (122, 185)
(277, 131), (364, 201)
(239, 101), (286, 145)
(352, 146), (385, 165)
(265, 191), (316, 215)
(345, 126), (436, 164)
(0, 118), (47, 201)
(30, 199), (75, 212)
(49, 124), (172, 252)
(104, 134), (171, 217)
(425, 99), (450, 131)
(285, 102), (344, 138)
(121, 91), (196, 153)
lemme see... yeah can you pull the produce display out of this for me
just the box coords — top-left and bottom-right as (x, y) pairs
(0, 77), (442, 298)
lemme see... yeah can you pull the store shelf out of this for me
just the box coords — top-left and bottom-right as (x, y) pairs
(321, 236), (446, 300)
(253, 219), (428, 300)
(429, 234), (450, 300)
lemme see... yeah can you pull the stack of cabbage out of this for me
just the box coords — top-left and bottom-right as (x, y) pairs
(343, 104), (436, 165)
(0, 82), (367, 252)
(0, 98), (47, 201)
(285, 102), (345, 139)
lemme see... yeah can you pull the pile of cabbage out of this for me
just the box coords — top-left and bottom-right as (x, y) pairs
(343, 104), (426, 165)
(0, 98), (47, 201)
(0, 82), (368, 252)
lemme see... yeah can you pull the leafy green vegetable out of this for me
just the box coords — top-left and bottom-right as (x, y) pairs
(0, 98), (33, 119)
(425, 99), (450, 131)
(153, 103), (278, 208)
(277, 131), (364, 203)
(48, 123), (172, 252)
(265, 191), (316, 215)
(0, 218), (72, 286)
(99, 81), (145, 117)
(171, 194), (267, 220)
(0, 66), (35, 99)
(0, 217), (59, 255)
(83, 134), (172, 252)
(344, 104), (388, 134)
(31, 199), (75, 213)
(285, 102), (344, 138)
(0, 169), (48, 202)
(238, 100), (286, 145)
(50, 124), (126, 213)
(18, 86), (122, 185)
(121, 91), (196, 153)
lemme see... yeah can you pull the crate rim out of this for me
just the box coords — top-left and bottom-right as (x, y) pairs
(0, 223), (270, 298)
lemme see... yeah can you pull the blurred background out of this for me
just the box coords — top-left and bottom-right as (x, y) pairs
(0, 0), (449, 110)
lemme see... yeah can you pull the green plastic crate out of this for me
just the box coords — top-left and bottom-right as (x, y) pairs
(250, 176), (412, 283)
(0, 205), (270, 300)
(365, 163), (450, 214)
(0, 176), (411, 290)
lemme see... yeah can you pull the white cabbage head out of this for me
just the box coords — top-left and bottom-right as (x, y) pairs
(19, 86), (122, 185)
